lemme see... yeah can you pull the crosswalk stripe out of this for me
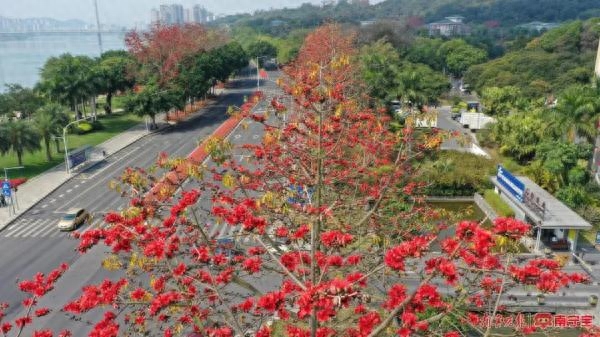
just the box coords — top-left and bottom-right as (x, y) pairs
(33, 221), (59, 238)
(17, 219), (53, 238)
(3, 218), (28, 235)
(6, 219), (45, 238)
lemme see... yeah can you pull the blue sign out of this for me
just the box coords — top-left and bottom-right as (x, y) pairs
(287, 185), (314, 206)
(68, 150), (87, 169)
(497, 165), (525, 202)
(2, 180), (11, 197)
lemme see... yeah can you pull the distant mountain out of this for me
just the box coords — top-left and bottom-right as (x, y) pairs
(217, 0), (600, 35)
(373, 0), (600, 25)
(0, 16), (90, 33)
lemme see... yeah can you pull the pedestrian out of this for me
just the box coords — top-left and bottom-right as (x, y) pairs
(102, 150), (106, 157)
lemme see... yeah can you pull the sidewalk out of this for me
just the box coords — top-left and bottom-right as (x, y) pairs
(0, 112), (169, 231)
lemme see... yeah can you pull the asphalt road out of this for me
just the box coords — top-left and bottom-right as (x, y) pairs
(0, 76), (268, 333)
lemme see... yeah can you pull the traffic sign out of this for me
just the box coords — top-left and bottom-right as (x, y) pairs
(2, 180), (11, 197)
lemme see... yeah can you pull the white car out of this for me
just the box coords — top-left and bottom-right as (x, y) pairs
(57, 208), (91, 231)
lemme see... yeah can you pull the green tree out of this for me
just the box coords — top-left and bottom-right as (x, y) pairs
(34, 103), (69, 161)
(535, 140), (592, 187)
(404, 37), (444, 71)
(246, 40), (277, 63)
(94, 51), (136, 114)
(439, 39), (488, 77)
(0, 120), (42, 166)
(490, 109), (547, 163)
(124, 84), (183, 128)
(358, 39), (400, 102)
(39, 54), (97, 114)
(396, 62), (450, 109)
(480, 86), (522, 115)
(0, 84), (44, 119)
(552, 84), (600, 144)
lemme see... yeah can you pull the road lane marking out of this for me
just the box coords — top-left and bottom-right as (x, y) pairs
(66, 189), (72, 193)
(41, 204), (48, 209)
(3, 218), (28, 235)
(56, 147), (147, 212)
(6, 219), (44, 238)
(58, 194), (64, 198)
(35, 221), (60, 237)
(74, 185), (79, 188)
(18, 219), (54, 238)
(49, 199), (56, 203)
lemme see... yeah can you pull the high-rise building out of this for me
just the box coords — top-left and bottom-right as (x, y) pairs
(150, 9), (160, 25)
(157, 4), (184, 26)
(184, 8), (193, 23)
(193, 5), (209, 23)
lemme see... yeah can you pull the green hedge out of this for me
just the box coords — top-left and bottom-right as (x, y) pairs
(421, 151), (495, 197)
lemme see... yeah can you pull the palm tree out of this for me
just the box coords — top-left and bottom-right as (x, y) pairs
(552, 85), (599, 144)
(0, 120), (42, 166)
(34, 103), (69, 161)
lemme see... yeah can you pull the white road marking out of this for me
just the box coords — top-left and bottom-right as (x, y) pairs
(66, 189), (72, 193)
(41, 204), (48, 209)
(49, 199), (56, 203)
(234, 134), (241, 139)
(33, 221), (59, 237)
(19, 219), (54, 238)
(74, 185), (79, 188)
(3, 219), (28, 235)
(58, 194), (64, 198)
(6, 219), (44, 238)
(252, 135), (260, 139)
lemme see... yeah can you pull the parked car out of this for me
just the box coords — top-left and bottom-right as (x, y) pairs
(57, 208), (91, 231)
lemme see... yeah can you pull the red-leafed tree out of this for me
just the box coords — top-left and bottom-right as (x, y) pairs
(2, 23), (597, 337)
(125, 24), (227, 85)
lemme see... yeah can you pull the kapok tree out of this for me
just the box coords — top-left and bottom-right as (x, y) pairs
(3, 24), (595, 337)
(125, 23), (227, 86)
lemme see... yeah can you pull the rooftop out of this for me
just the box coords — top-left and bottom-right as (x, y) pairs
(491, 176), (592, 230)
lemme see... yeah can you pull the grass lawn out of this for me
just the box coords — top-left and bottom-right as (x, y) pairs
(483, 189), (515, 217)
(0, 112), (142, 180)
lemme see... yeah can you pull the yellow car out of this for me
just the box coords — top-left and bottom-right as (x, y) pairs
(57, 208), (91, 231)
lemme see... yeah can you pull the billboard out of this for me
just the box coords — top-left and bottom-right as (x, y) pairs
(68, 148), (88, 169)
(497, 165), (525, 202)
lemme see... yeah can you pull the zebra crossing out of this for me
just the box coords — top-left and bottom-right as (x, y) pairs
(1, 217), (104, 239)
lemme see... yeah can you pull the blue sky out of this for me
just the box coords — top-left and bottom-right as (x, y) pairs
(0, 0), (348, 27)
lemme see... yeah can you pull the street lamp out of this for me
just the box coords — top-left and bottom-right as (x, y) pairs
(3, 166), (24, 182)
(63, 116), (94, 175)
(256, 56), (270, 93)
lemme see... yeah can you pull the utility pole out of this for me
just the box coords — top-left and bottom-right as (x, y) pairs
(94, 0), (104, 54)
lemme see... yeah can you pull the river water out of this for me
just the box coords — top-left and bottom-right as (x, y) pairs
(0, 32), (126, 91)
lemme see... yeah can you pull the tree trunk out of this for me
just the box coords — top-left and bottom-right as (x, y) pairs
(17, 150), (23, 166)
(152, 114), (157, 129)
(55, 139), (61, 153)
(81, 99), (87, 118)
(91, 96), (97, 121)
(44, 137), (52, 161)
(106, 92), (113, 114)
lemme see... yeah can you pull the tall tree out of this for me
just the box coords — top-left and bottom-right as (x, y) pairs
(0, 120), (41, 166)
(34, 103), (69, 161)
(124, 84), (183, 128)
(439, 39), (488, 77)
(39, 54), (97, 113)
(0, 84), (44, 119)
(246, 40), (278, 63)
(125, 24), (226, 86)
(552, 84), (600, 144)
(94, 51), (136, 114)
